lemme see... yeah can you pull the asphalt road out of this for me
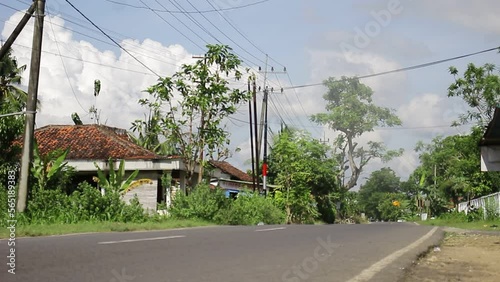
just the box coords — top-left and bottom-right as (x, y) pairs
(1, 223), (442, 282)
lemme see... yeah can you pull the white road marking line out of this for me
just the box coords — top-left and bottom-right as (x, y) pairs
(346, 227), (439, 282)
(98, 235), (186, 245)
(255, 227), (287, 232)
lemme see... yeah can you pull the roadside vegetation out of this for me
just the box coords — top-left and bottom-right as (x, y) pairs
(2, 45), (500, 237)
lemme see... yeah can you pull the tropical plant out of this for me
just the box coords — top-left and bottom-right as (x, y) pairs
(136, 44), (251, 187)
(0, 49), (27, 171)
(94, 159), (140, 195)
(31, 141), (70, 191)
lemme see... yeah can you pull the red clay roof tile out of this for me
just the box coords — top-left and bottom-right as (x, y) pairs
(33, 124), (165, 160)
(209, 160), (253, 182)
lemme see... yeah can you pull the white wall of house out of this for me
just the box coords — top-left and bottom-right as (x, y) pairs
(209, 168), (231, 180)
(67, 159), (184, 172)
(122, 171), (160, 212)
(481, 146), (500, 171)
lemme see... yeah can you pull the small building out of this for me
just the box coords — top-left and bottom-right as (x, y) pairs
(33, 124), (191, 211)
(208, 160), (277, 195)
(480, 107), (500, 171)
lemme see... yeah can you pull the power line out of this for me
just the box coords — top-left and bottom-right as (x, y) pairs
(46, 9), (88, 113)
(64, 0), (161, 78)
(284, 46), (500, 90)
(207, 0), (284, 68)
(141, 0), (207, 51)
(184, 0), (266, 66)
(11, 0), (188, 65)
(285, 72), (323, 136)
(166, 0), (222, 44)
(103, 0), (271, 14)
(10, 42), (156, 76)
(0, 15), (182, 71)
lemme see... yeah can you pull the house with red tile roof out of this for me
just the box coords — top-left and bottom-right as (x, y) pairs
(207, 160), (278, 193)
(480, 107), (500, 171)
(32, 124), (192, 211)
(208, 160), (253, 182)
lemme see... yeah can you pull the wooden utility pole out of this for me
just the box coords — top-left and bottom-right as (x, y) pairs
(18, 0), (46, 212)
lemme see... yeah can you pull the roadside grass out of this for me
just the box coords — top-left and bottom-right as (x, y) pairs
(418, 218), (500, 231)
(0, 219), (213, 238)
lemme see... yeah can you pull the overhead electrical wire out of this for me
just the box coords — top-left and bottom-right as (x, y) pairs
(164, 0), (222, 44)
(183, 0), (266, 66)
(140, 0), (207, 51)
(9, 42), (156, 76)
(285, 72), (322, 136)
(284, 46), (500, 90)
(103, 0), (271, 14)
(272, 73), (310, 130)
(10, 0), (189, 67)
(46, 9), (88, 113)
(64, 0), (162, 78)
(206, 0), (285, 68)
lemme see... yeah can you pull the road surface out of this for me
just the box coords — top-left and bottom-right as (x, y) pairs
(1, 223), (442, 282)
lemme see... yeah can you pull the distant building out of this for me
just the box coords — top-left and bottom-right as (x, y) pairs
(480, 107), (500, 171)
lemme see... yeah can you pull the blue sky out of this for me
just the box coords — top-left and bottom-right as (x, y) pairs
(2, 0), (500, 184)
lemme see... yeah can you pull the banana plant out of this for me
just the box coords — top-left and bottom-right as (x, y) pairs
(32, 141), (69, 190)
(94, 158), (139, 195)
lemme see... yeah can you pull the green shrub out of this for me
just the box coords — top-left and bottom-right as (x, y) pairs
(0, 182), (8, 225)
(120, 196), (147, 223)
(215, 192), (285, 225)
(70, 182), (146, 222)
(169, 184), (228, 221)
(485, 198), (499, 221)
(25, 188), (72, 224)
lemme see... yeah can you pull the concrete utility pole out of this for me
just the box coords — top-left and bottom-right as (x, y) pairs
(248, 79), (257, 192)
(0, 3), (36, 60)
(18, 0), (46, 212)
(258, 55), (286, 195)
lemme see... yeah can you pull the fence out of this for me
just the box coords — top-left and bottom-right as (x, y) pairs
(458, 192), (500, 218)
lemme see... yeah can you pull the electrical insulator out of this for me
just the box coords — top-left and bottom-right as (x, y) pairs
(271, 67), (274, 72)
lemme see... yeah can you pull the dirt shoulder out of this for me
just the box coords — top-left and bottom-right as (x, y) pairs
(402, 228), (500, 282)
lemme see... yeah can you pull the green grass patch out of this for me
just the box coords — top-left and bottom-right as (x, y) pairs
(418, 218), (500, 231)
(0, 219), (213, 238)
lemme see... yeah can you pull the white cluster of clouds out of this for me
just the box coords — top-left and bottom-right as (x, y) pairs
(2, 11), (193, 129)
(3, 0), (498, 186)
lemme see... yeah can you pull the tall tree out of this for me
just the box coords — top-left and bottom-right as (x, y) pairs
(311, 76), (403, 191)
(0, 49), (27, 112)
(448, 63), (500, 127)
(136, 44), (250, 187)
(0, 49), (27, 170)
